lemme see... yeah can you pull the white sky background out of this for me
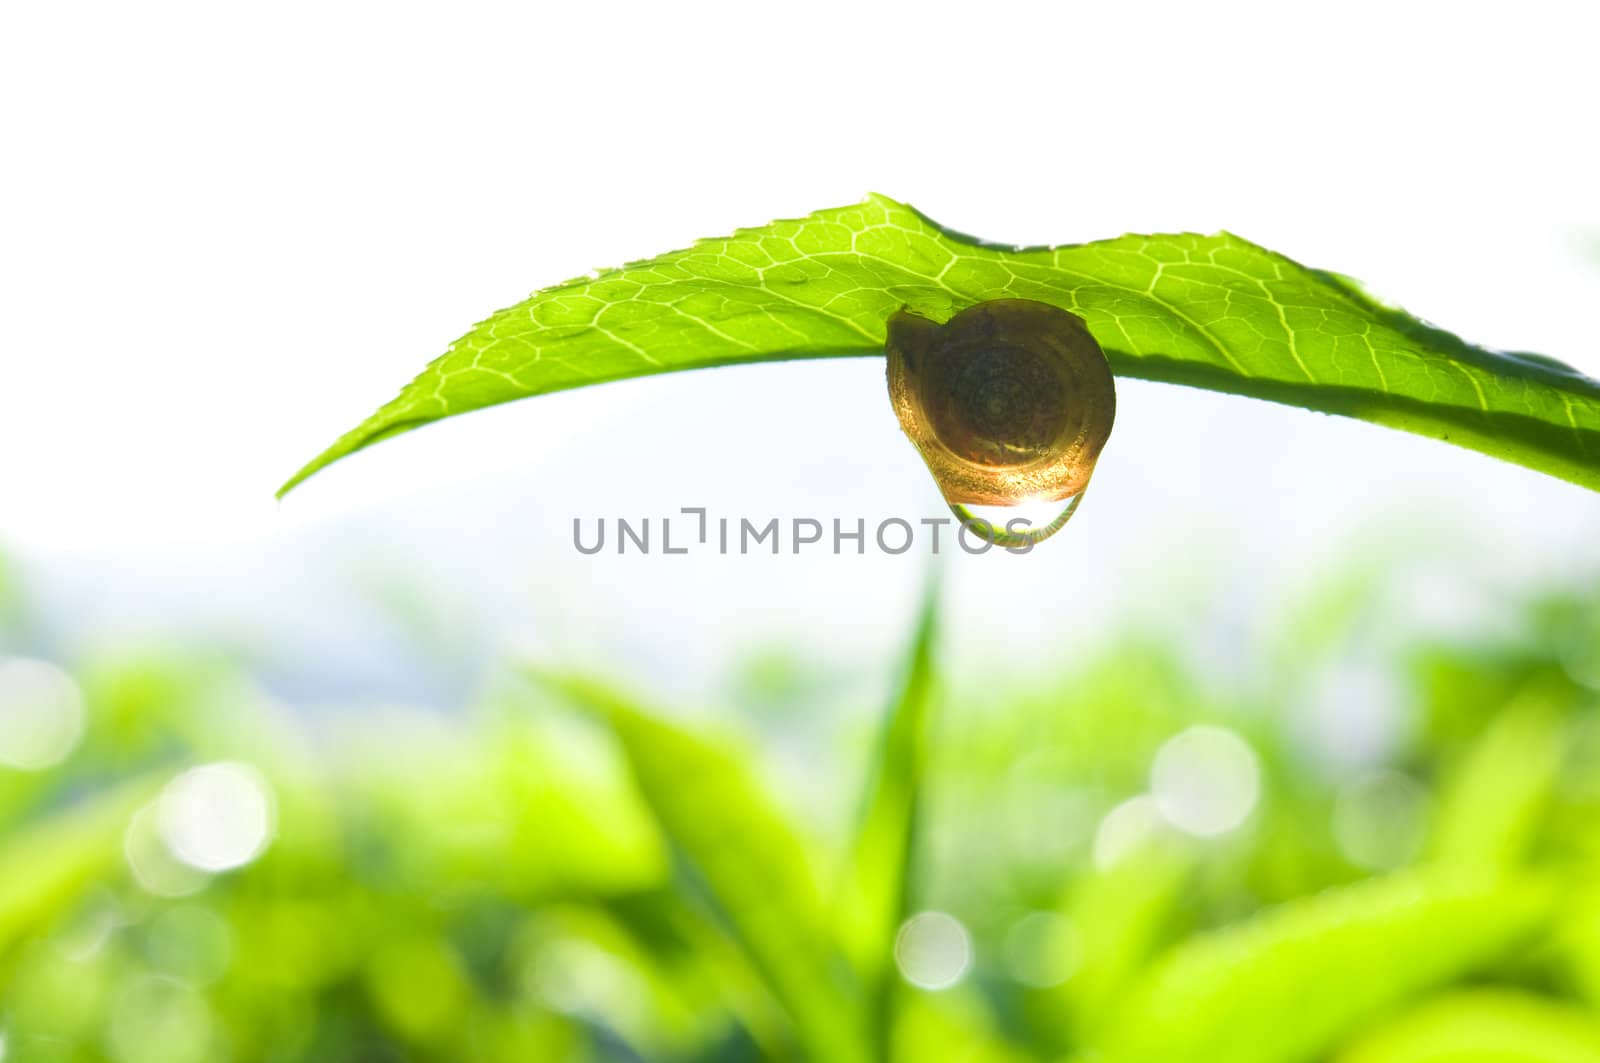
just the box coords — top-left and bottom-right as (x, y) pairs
(1, 1), (1598, 703)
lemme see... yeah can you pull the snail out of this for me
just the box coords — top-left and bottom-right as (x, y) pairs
(885, 299), (1116, 547)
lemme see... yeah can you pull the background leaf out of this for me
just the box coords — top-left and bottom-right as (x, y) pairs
(1087, 870), (1554, 1063)
(545, 675), (869, 1063)
(1060, 843), (1195, 1040)
(834, 576), (940, 1058)
(281, 195), (1600, 495)
(0, 779), (156, 958)
(1334, 989), (1600, 1063)
(1430, 683), (1570, 869)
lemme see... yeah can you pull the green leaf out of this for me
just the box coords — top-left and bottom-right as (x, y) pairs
(543, 675), (868, 1063)
(835, 578), (940, 1055)
(1060, 843), (1194, 1039)
(1087, 870), (1554, 1063)
(0, 779), (158, 958)
(1334, 989), (1600, 1063)
(280, 194), (1600, 496)
(1430, 684), (1569, 869)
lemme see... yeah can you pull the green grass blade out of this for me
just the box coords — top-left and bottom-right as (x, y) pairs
(1431, 684), (1569, 868)
(835, 577), (940, 1058)
(0, 779), (158, 958)
(1334, 989), (1600, 1063)
(544, 675), (868, 1063)
(280, 194), (1600, 496)
(1087, 870), (1554, 1063)
(1060, 845), (1194, 1040)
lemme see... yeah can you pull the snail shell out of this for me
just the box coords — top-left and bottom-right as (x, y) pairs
(886, 299), (1116, 508)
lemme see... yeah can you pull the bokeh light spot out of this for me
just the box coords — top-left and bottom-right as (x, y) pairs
(124, 804), (209, 897)
(58, 891), (124, 962)
(108, 975), (213, 1063)
(1092, 794), (1164, 870)
(0, 657), (85, 771)
(1332, 769), (1430, 870)
(145, 905), (234, 986)
(157, 762), (274, 872)
(1294, 666), (1406, 773)
(1004, 911), (1081, 988)
(1151, 725), (1261, 837)
(894, 911), (972, 990)
(527, 938), (645, 1026)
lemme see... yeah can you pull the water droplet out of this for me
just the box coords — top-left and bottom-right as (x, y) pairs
(951, 492), (1085, 549)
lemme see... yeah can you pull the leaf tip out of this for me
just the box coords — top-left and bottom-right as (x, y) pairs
(275, 448), (340, 500)
(274, 468), (312, 500)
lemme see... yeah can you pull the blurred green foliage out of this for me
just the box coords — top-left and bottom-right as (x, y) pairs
(4, 567), (1600, 1063)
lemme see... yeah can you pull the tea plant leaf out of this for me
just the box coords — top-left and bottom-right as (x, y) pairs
(1335, 989), (1600, 1063)
(280, 195), (1600, 496)
(1431, 685), (1569, 868)
(1088, 870), (1553, 1063)
(544, 675), (868, 1063)
(893, 991), (1032, 1063)
(835, 578), (939, 1055)
(0, 779), (158, 957)
(1062, 843), (1194, 1038)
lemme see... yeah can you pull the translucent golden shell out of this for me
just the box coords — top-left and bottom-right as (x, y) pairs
(886, 299), (1116, 542)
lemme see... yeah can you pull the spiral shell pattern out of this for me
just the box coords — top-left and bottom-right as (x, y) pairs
(886, 299), (1116, 511)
